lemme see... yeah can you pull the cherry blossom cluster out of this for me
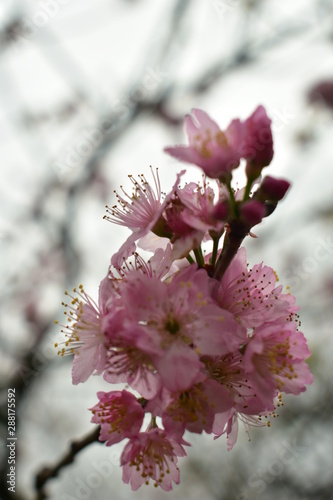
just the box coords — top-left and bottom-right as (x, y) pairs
(55, 105), (313, 491)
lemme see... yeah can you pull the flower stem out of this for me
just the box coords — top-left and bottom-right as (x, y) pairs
(243, 177), (254, 201)
(227, 181), (236, 205)
(193, 247), (205, 267)
(211, 237), (219, 267)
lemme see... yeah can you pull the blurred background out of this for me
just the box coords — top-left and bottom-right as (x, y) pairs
(0, 0), (333, 499)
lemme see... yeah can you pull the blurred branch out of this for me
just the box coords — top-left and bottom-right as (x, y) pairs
(189, 15), (325, 94)
(35, 425), (101, 500)
(0, 0), (194, 428)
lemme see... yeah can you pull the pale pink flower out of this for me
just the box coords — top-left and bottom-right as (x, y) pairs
(165, 109), (243, 179)
(103, 329), (170, 399)
(202, 351), (276, 449)
(159, 190), (206, 259)
(203, 352), (274, 414)
(243, 323), (313, 398)
(212, 406), (272, 451)
(109, 245), (175, 283)
(103, 313), (163, 399)
(168, 180), (225, 234)
(120, 265), (244, 391)
(162, 379), (233, 438)
(98, 274), (118, 314)
(121, 428), (186, 491)
(104, 249), (195, 398)
(105, 169), (184, 268)
(217, 247), (299, 329)
(162, 179), (227, 260)
(105, 167), (162, 231)
(164, 195), (204, 242)
(54, 283), (114, 384)
(145, 244), (179, 279)
(90, 390), (144, 446)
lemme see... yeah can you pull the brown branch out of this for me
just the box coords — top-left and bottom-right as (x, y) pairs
(35, 425), (101, 500)
(214, 226), (247, 281)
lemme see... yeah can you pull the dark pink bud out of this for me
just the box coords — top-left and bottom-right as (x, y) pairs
(257, 176), (290, 202)
(242, 105), (274, 177)
(211, 200), (229, 221)
(240, 200), (266, 227)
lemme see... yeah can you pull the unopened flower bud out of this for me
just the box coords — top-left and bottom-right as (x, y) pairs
(256, 176), (290, 202)
(240, 200), (266, 227)
(212, 200), (229, 221)
(243, 105), (274, 179)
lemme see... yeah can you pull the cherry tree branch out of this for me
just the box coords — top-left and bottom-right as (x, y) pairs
(35, 425), (101, 500)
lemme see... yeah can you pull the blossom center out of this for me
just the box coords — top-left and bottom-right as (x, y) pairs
(165, 317), (180, 335)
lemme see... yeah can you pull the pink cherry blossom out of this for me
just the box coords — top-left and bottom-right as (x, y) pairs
(243, 323), (313, 398)
(212, 406), (272, 451)
(98, 274), (118, 314)
(90, 390), (144, 446)
(109, 245), (174, 283)
(202, 351), (274, 414)
(104, 167), (162, 231)
(202, 351), (277, 449)
(54, 284), (113, 384)
(121, 428), (187, 491)
(170, 180), (225, 233)
(103, 312), (163, 399)
(162, 180), (228, 259)
(161, 193), (206, 260)
(54, 104), (314, 489)
(104, 345), (162, 400)
(217, 247), (299, 330)
(165, 109), (243, 179)
(120, 264), (244, 391)
(106, 169), (184, 268)
(162, 379), (233, 438)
